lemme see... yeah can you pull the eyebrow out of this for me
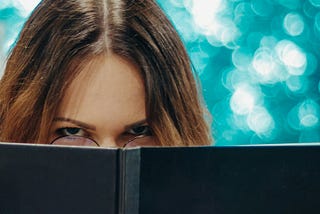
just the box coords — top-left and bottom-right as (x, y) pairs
(124, 119), (147, 130)
(53, 117), (96, 131)
(53, 117), (148, 131)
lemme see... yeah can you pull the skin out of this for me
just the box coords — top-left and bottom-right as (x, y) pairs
(48, 54), (156, 147)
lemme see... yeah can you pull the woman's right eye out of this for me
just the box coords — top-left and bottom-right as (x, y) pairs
(56, 127), (86, 137)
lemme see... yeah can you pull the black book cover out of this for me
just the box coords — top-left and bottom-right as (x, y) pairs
(1, 143), (320, 213)
(0, 143), (119, 214)
(125, 146), (320, 214)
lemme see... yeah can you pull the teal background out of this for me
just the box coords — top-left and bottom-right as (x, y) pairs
(1, 0), (320, 146)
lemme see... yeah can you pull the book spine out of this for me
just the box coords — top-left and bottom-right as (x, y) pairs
(118, 148), (141, 214)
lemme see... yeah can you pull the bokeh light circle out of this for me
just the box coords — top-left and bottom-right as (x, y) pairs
(247, 106), (275, 137)
(283, 12), (305, 36)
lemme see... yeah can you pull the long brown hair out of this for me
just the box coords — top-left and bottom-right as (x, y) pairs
(0, 0), (212, 146)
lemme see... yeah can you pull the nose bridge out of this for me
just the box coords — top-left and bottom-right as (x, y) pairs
(99, 136), (131, 148)
(99, 137), (119, 148)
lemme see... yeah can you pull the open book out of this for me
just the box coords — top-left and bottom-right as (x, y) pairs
(0, 142), (319, 214)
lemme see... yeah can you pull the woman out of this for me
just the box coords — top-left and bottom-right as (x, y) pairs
(0, 0), (212, 147)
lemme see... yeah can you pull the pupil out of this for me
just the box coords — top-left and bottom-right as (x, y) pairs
(66, 128), (80, 135)
(132, 126), (150, 135)
(134, 126), (145, 133)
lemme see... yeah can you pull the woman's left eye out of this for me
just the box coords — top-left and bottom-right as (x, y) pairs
(127, 125), (152, 136)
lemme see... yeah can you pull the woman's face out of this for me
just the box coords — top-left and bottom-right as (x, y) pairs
(49, 54), (156, 148)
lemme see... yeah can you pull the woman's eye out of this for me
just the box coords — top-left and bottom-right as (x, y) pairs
(56, 127), (86, 137)
(127, 125), (152, 136)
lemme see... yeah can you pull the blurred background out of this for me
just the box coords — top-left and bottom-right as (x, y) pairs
(1, 0), (320, 146)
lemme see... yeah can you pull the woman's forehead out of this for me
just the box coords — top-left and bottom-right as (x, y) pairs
(56, 54), (146, 131)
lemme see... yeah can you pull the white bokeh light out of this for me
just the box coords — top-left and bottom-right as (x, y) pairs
(276, 40), (307, 75)
(252, 47), (283, 84)
(247, 106), (275, 135)
(190, 0), (224, 28)
(298, 99), (320, 128)
(283, 12), (305, 36)
(15, 0), (41, 17)
(190, 0), (240, 47)
(230, 84), (259, 115)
